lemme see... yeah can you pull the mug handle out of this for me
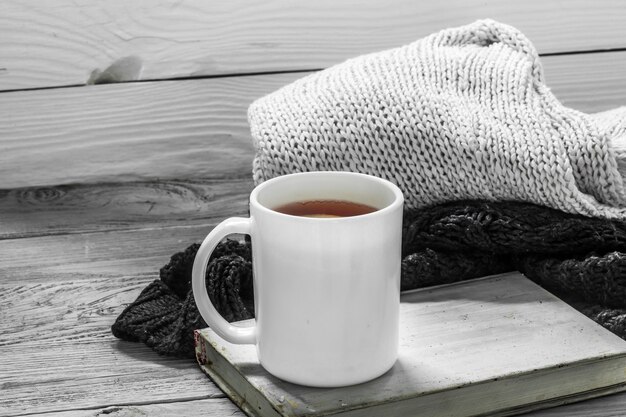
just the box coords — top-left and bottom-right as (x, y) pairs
(192, 217), (256, 344)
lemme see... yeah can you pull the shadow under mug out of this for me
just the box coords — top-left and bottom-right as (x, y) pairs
(192, 171), (404, 387)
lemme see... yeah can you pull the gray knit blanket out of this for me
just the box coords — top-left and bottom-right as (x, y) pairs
(249, 19), (626, 218)
(112, 20), (626, 358)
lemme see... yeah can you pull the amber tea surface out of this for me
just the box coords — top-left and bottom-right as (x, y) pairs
(272, 199), (378, 218)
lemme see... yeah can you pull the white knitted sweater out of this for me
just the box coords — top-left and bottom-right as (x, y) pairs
(248, 20), (626, 218)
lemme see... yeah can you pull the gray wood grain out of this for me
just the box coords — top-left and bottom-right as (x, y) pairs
(1, 0), (626, 90)
(0, 224), (237, 415)
(18, 399), (245, 417)
(0, 222), (221, 285)
(0, 273), (225, 416)
(0, 178), (253, 239)
(0, 73), (302, 190)
(1, 52), (625, 191)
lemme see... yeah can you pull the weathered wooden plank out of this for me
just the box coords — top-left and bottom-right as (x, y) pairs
(1, 275), (158, 346)
(544, 51), (626, 112)
(0, 223), (218, 285)
(0, 342), (222, 416)
(1, 52), (625, 194)
(21, 399), (244, 417)
(0, 178), (253, 239)
(0, 72), (299, 190)
(0, 273), (225, 416)
(1, 0), (626, 90)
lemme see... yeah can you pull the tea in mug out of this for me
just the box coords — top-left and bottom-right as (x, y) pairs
(273, 199), (378, 218)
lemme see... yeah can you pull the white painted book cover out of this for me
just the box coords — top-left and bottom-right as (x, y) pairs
(195, 273), (626, 417)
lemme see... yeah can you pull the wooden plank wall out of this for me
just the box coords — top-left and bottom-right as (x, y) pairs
(1, 0), (626, 91)
(1, 1), (626, 416)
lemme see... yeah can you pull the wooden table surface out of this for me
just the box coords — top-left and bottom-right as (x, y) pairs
(2, 1), (626, 416)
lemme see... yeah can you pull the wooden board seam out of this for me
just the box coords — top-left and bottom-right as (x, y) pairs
(0, 221), (222, 242)
(3, 46), (626, 94)
(6, 395), (227, 417)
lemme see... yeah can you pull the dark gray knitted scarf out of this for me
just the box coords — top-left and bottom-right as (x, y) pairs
(112, 200), (626, 358)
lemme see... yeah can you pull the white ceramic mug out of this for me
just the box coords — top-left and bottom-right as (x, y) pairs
(192, 171), (404, 387)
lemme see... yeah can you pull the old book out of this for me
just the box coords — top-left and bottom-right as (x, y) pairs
(195, 272), (626, 417)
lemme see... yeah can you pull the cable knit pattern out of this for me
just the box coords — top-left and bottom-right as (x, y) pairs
(593, 107), (626, 180)
(112, 201), (626, 358)
(111, 20), (626, 358)
(249, 19), (626, 218)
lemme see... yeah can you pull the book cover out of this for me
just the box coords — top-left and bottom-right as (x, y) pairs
(195, 273), (626, 417)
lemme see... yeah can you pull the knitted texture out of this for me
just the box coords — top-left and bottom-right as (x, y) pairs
(112, 240), (254, 358)
(112, 20), (626, 358)
(113, 201), (626, 358)
(248, 19), (626, 218)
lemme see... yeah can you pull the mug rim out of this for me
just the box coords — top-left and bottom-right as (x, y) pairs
(249, 171), (404, 221)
